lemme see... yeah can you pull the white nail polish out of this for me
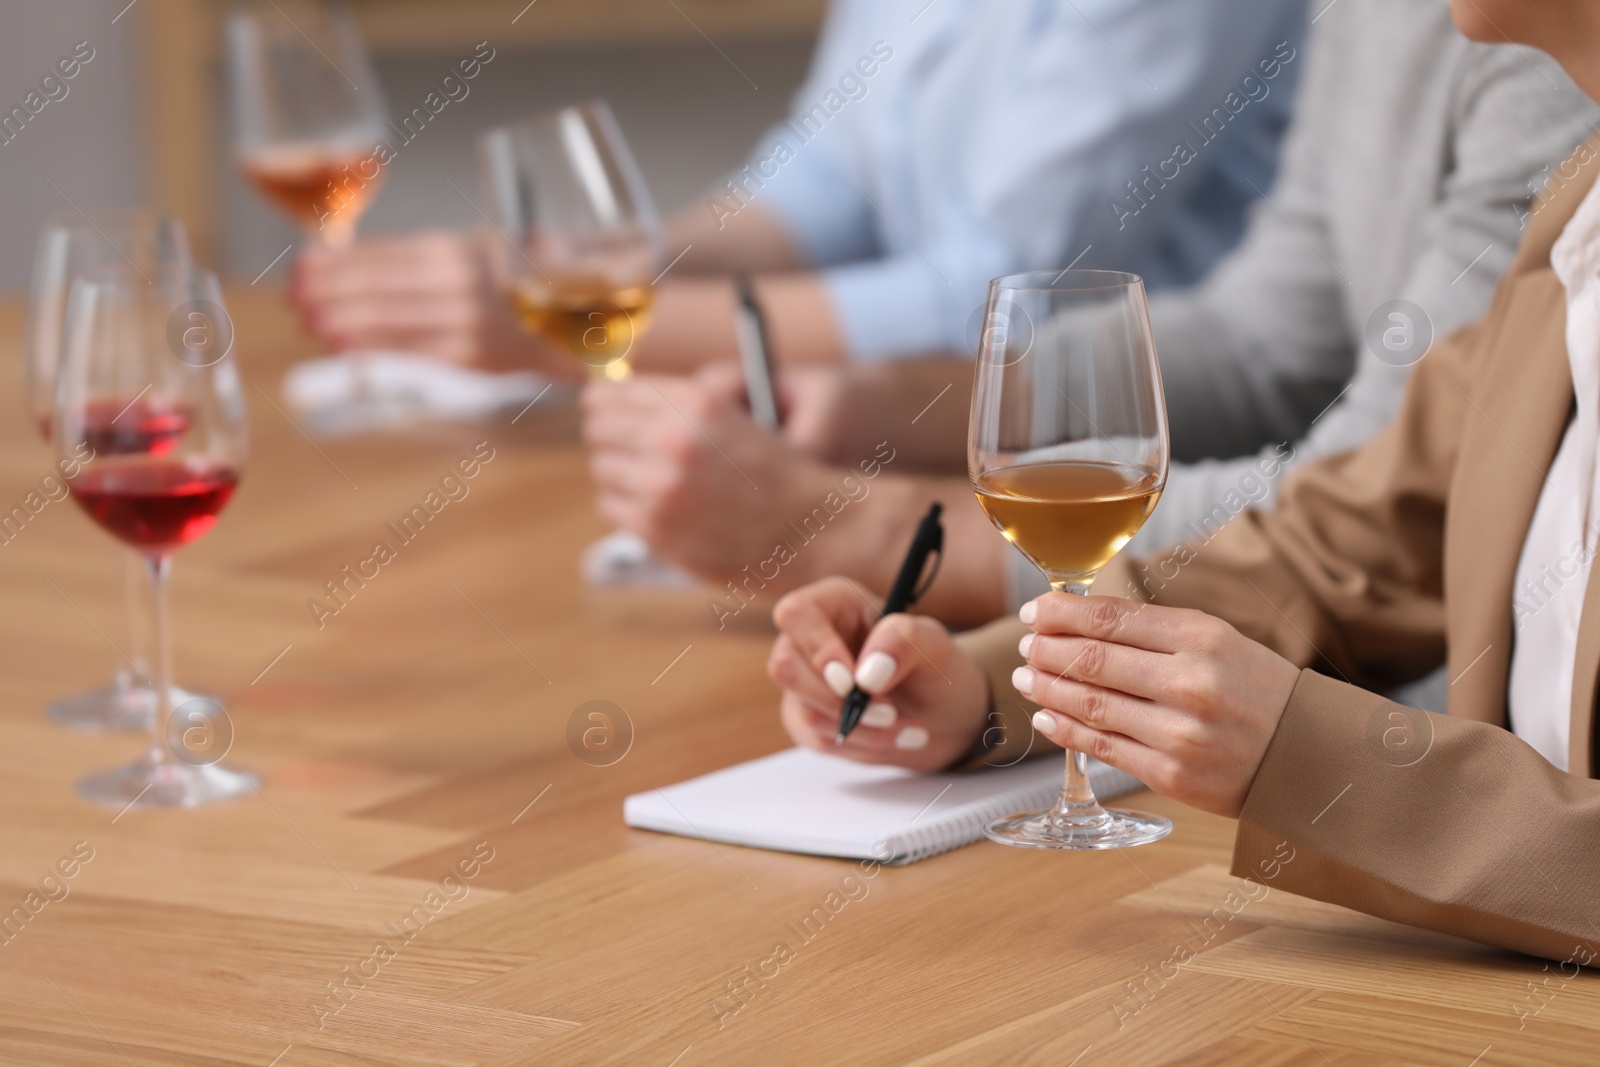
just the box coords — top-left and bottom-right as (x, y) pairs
(855, 651), (897, 693)
(823, 660), (853, 698)
(861, 702), (897, 728)
(1019, 600), (1038, 625)
(1011, 666), (1035, 693)
(1017, 633), (1034, 658)
(1031, 710), (1056, 733)
(895, 725), (930, 751)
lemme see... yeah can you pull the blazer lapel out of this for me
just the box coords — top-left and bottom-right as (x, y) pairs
(1445, 270), (1574, 728)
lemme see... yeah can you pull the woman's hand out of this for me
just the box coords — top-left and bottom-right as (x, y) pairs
(768, 577), (990, 772)
(1015, 593), (1300, 818)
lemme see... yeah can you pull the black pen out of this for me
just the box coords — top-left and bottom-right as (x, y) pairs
(733, 273), (781, 431)
(836, 502), (944, 744)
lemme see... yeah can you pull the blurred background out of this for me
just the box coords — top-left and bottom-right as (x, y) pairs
(0, 0), (821, 290)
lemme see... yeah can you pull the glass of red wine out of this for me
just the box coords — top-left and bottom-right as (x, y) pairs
(23, 213), (213, 732)
(57, 261), (258, 808)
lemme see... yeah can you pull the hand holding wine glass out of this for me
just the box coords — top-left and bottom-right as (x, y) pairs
(479, 100), (664, 381)
(970, 270), (1172, 849)
(58, 262), (256, 807)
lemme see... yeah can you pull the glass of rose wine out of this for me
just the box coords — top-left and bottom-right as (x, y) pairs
(227, 0), (389, 249)
(970, 270), (1173, 850)
(57, 262), (258, 808)
(479, 100), (664, 380)
(23, 213), (202, 732)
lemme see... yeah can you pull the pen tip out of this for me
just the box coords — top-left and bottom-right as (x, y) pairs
(834, 733), (845, 746)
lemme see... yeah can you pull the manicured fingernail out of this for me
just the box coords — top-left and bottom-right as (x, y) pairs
(1011, 666), (1035, 693)
(823, 660), (853, 698)
(855, 651), (897, 693)
(1017, 633), (1034, 658)
(1019, 600), (1038, 625)
(1031, 710), (1058, 734)
(894, 725), (929, 750)
(861, 702), (897, 728)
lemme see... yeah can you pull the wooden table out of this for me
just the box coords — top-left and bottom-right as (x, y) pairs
(1, 289), (1596, 1066)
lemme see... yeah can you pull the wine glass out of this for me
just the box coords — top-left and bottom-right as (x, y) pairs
(969, 270), (1173, 849)
(23, 213), (200, 732)
(227, 0), (389, 248)
(57, 262), (258, 808)
(479, 99), (664, 381)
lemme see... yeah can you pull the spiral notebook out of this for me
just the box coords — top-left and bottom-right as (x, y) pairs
(623, 747), (1144, 865)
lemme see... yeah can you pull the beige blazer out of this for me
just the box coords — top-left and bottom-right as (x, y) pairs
(960, 138), (1600, 963)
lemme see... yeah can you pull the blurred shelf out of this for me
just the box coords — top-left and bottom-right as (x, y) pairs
(352, 0), (826, 52)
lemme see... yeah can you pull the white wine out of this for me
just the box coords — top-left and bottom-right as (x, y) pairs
(974, 460), (1161, 585)
(508, 278), (654, 380)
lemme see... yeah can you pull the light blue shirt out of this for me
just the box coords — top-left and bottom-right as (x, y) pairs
(723, 0), (1307, 361)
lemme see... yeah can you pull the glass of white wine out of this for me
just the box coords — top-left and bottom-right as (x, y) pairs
(479, 100), (664, 381)
(970, 270), (1173, 850)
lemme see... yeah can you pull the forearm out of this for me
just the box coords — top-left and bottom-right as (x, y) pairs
(661, 202), (807, 275)
(630, 273), (845, 375)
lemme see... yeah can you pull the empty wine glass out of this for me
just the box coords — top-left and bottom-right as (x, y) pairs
(480, 99), (664, 380)
(970, 270), (1172, 849)
(23, 213), (205, 732)
(228, 0), (389, 248)
(57, 262), (257, 807)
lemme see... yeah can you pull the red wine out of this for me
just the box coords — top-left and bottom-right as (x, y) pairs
(79, 397), (191, 457)
(70, 459), (239, 549)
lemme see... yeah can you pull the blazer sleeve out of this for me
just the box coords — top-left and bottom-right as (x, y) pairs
(1236, 670), (1600, 965)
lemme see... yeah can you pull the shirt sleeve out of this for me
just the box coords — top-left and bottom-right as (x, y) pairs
(770, 0), (1308, 361)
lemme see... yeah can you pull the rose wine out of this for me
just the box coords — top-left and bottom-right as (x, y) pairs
(508, 277), (654, 379)
(70, 458), (239, 550)
(73, 397), (191, 457)
(241, 147), (384, 244)
(974, 460), (1162, 585)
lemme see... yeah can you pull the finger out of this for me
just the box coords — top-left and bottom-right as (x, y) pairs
(1028, 707), (1167, 787)
(771, 579), (881, 694)
(310, 294), (482, 340)
(587, 453), (655, 500)
(695, 362), (748, 406)
(1020, 632), (1170, 703)
(854, 613), (949, 695)
(766, 635), (841, 712)
(1010, 670), (1168, 750)
(1022, 594), (1191, 655)
(782, 695), (924, 762)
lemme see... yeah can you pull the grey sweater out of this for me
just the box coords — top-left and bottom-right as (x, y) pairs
(1013, 1), (1599, 666)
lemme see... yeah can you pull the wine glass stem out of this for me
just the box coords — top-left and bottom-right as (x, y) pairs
(142, 553), (175, 766)
(1051, 580), (1110, 825)
(117, 546), (150, 692)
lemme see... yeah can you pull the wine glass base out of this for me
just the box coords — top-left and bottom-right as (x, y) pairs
(984, 806), (1173, 850)
(47, 685), (219, 733)
(76, 759), (258, 810)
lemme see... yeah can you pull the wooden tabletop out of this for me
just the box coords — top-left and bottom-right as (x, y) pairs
(0, 289), (1595, 1066)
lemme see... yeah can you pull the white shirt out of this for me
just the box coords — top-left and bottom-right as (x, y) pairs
(742, 0), (1305, 361)
(1507, 177), (1600, 771)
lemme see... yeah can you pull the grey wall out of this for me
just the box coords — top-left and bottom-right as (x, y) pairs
(0, 0), (150, 292)
(0, 1), (813, 290)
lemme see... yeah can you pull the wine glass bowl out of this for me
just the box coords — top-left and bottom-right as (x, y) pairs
(479, 100), (664, 380)
(970, 270), (1173, 850)
(57, 263), (257, 808)
(228, 0), (389, 247)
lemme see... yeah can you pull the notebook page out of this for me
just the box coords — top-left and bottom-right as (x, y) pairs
(624, 748), (1144, 864)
